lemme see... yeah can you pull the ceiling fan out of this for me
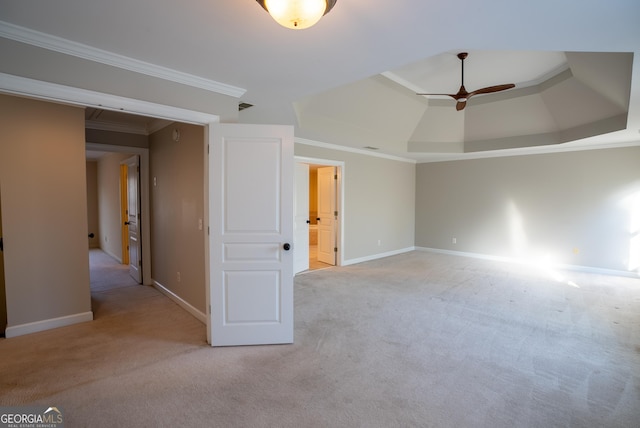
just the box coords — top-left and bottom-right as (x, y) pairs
(417, 52), (515, 111)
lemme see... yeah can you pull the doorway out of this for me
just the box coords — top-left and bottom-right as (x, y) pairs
(86, 144), (151, 286)
(294, 157), (344, 274)
(121, 155), (142, 283)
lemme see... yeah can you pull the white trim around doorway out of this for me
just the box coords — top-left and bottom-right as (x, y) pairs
(294, 156), (345, 267)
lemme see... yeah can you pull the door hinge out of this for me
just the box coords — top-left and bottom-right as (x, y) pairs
(0, 237), (3, 252)
(334, 174), (338, 180)
(334, 247), (338, 253)
(209, 304), (211, 315)
(207, 144), (210, 154)
(208, 226), (210, 235)
(334, 211), (338, 217)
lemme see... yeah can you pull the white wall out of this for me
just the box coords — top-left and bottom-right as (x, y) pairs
(415, 146), (640, 274)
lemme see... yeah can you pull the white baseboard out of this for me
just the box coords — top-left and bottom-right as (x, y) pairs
(343, 246), (415, 266)
(152, 280), (207, 324)
(415, 247), (639, 278)
(5, 311), (94, 338)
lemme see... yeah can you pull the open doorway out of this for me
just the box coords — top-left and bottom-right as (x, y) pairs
(85, 143), (149, 296)
(294, 157), (344, 274)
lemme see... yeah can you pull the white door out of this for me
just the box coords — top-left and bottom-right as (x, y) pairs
(209, 123), (294, 346)
(124, 155), (142, 283)
(294, 163), (310, 274)
(317, 166), (337, 265)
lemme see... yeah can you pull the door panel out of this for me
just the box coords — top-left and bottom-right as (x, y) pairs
(209, 123), (294, 347)
(317, 166), (336, 265)
(294, 163), (309, 274)
(124, 155), (142, 283)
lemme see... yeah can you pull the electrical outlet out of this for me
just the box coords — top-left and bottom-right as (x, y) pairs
(198, 218), (203, 231)
(377, 240), (381, 246)
(452, 238), (457, 244)
(177, 272), (181, 282)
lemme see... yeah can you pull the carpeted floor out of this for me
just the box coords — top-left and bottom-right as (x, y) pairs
(0, 250), (638, 427)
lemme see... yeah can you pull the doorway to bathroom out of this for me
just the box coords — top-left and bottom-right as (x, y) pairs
(294, 157), (343, 274)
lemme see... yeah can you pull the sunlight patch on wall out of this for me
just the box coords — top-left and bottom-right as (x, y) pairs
(623, 190), (640, 272)
(506, 199), (579, 287)
(507, 200), (528, 257)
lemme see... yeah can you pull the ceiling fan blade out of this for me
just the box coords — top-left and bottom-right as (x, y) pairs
(416, 93), (457, 98)
(468, 83), (515, 97)
(416, 53), (514, 111)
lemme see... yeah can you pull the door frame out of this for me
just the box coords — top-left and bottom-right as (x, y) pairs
(87, 143), (153, 284)
(295, 156), (345, 267)
(0, 73), (220, 335)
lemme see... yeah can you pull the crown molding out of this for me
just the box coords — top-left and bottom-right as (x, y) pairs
(0, 20), (246, 98)
(0, 72), (220, 125)
(295, 137), (417, 164)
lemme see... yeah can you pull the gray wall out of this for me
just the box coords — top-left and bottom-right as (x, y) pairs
(415, 146), (640, 273)
(295, 144), (416, 262)
(150, 124), (206, 313)
(0, 94), (92, 330)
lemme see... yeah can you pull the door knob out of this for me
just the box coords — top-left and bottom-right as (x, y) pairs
(283, 243), (291, 251)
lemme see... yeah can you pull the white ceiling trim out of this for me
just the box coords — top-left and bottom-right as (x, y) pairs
(415, 140), (640, 164)
(84, 118), (172, 136)
(85, 119), (149, 135)
(0, 72), (220, 125)
(0, 20), (246, 98)
(295, 137), (416, 164)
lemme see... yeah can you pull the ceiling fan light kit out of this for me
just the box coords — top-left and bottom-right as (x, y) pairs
(417, 52), (516, 111)
(256, 0), (337, 29)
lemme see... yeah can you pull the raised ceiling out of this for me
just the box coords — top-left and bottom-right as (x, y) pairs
(0, 1), (638, 162)
(295, 51), (633, 159)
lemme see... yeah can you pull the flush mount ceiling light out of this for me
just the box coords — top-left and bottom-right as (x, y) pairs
(256, 0), (337, 30)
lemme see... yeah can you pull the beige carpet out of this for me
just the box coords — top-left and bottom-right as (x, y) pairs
(0, 250), (639, 427)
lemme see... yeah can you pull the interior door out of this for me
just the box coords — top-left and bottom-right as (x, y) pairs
(294, 163), (310, 274)
(209, 123), (294, 346)
(317, 166), (336, 265)
(119, 163), (130, 265)
(124, 155), (142, 283)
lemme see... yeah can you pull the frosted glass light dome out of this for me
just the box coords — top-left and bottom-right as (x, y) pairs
(264, 0), (328, 29)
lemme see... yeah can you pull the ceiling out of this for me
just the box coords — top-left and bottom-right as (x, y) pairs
(1, 0), (639, 162)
